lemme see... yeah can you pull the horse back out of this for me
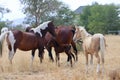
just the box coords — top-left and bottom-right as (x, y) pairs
(83, 34), (101, 53)
(11, 30), (39, 51)
(56, 26), (74, 44)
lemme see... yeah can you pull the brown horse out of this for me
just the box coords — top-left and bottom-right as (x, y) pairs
(46, 26), (78, 67)
(73, 26), (107, 73)
(0, 21), (56, 67)
(26, 26), (78, 67)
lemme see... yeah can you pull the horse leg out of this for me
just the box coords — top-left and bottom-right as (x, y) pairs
(69, 54), (72, 67)
(66, 52), (75, 62)
(85, 53), (89, 73)
(100, 51), (105, 73)
(65, 52), (70, 66)
(58, 53), (60, 67)
(31, 49), (35, 69)
(71, 53), (75, 61)
(55, 52), (60, 67)
(90, 54), (93, 72)
(71, 40), (78, 61)
(47, 47), (54, 62)
(95, 52), (100, 73)
(66, 45), (73, 67)
(38, 47), (44, 63)
(67, 54), (69, 62)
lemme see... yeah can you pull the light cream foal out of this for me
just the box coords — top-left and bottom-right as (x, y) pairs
(73, 26), (106, 73)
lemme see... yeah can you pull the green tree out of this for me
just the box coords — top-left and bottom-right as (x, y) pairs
(20, 0), (63, 27)
(52, 6), (76, 26)
(79, 5), (91, 30)
(88, 4), (106, 33)
(0, 21), (7, 32)
(0, 7), (10, 19)
(13, 24), (24, 31)
(78, 3), (120, 34)
(103, 4), (120, 31)
(0, 6), (10, 31)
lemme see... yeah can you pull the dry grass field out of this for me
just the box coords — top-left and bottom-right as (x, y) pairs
(0, 35), (120, 80)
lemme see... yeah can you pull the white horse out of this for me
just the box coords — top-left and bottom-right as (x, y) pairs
(73, 26), (107, 73)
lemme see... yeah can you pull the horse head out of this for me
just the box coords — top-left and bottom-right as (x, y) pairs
(30, 21), (56, 38)
(73, 26), (83, 42)
(25, 27), (32, 32)
(73, 26), (92, 42)
(39, 21), (56, 38)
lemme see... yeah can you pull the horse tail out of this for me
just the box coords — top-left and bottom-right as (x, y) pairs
(0, 31), (9, 57)
(99, 35), (106, 63)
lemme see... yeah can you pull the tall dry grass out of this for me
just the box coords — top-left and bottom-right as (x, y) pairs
(0, 35), (120, 80)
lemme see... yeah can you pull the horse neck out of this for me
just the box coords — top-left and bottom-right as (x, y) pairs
(43, 28), (51, 37)
(41, 32), (46, 37)
(81, 30), (91, 41)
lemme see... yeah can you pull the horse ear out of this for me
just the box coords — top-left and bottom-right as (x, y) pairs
(50, 20), (54, 23)
(72, 25), (76, 31)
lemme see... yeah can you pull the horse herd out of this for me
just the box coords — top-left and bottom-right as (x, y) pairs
(0, 21), (107, 73)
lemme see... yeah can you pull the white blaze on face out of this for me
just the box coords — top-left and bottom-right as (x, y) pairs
(31, 21), (51, 37)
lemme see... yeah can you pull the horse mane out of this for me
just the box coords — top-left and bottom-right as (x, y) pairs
(79, 26), (91, 37)
(37, 21), (51, 30)
(30, 21), (51, 37)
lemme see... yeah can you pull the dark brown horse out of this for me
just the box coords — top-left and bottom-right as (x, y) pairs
(45, 26), (78, 67)
(26, 26), (78, 67)
(0, 21), (56, 67)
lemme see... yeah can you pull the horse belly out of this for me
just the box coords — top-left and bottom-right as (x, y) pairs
(18, 45), (37, 51)
(91, 37), (100, 52)
(55, 46), (65, 53)
(83, 37), (94, 53)
(18, 39), (38, 51)
(84, 37), (100, 54)
(57, 32), (72, 44)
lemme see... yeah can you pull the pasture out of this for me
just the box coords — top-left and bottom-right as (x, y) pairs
(0, 35), (120, 80)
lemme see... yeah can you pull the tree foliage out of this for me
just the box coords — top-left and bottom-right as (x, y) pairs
(20, 0), (75, 27)
(78, 3), (120, 34)
(0, 6), (10, 19)
(0, 6), (10, 31)
(20, 0), (63, 27)
(51, 6), (76, 26)
(0, 21), (7, 31)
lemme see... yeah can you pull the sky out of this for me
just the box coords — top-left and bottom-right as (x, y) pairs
(0, 0), (120, 21)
